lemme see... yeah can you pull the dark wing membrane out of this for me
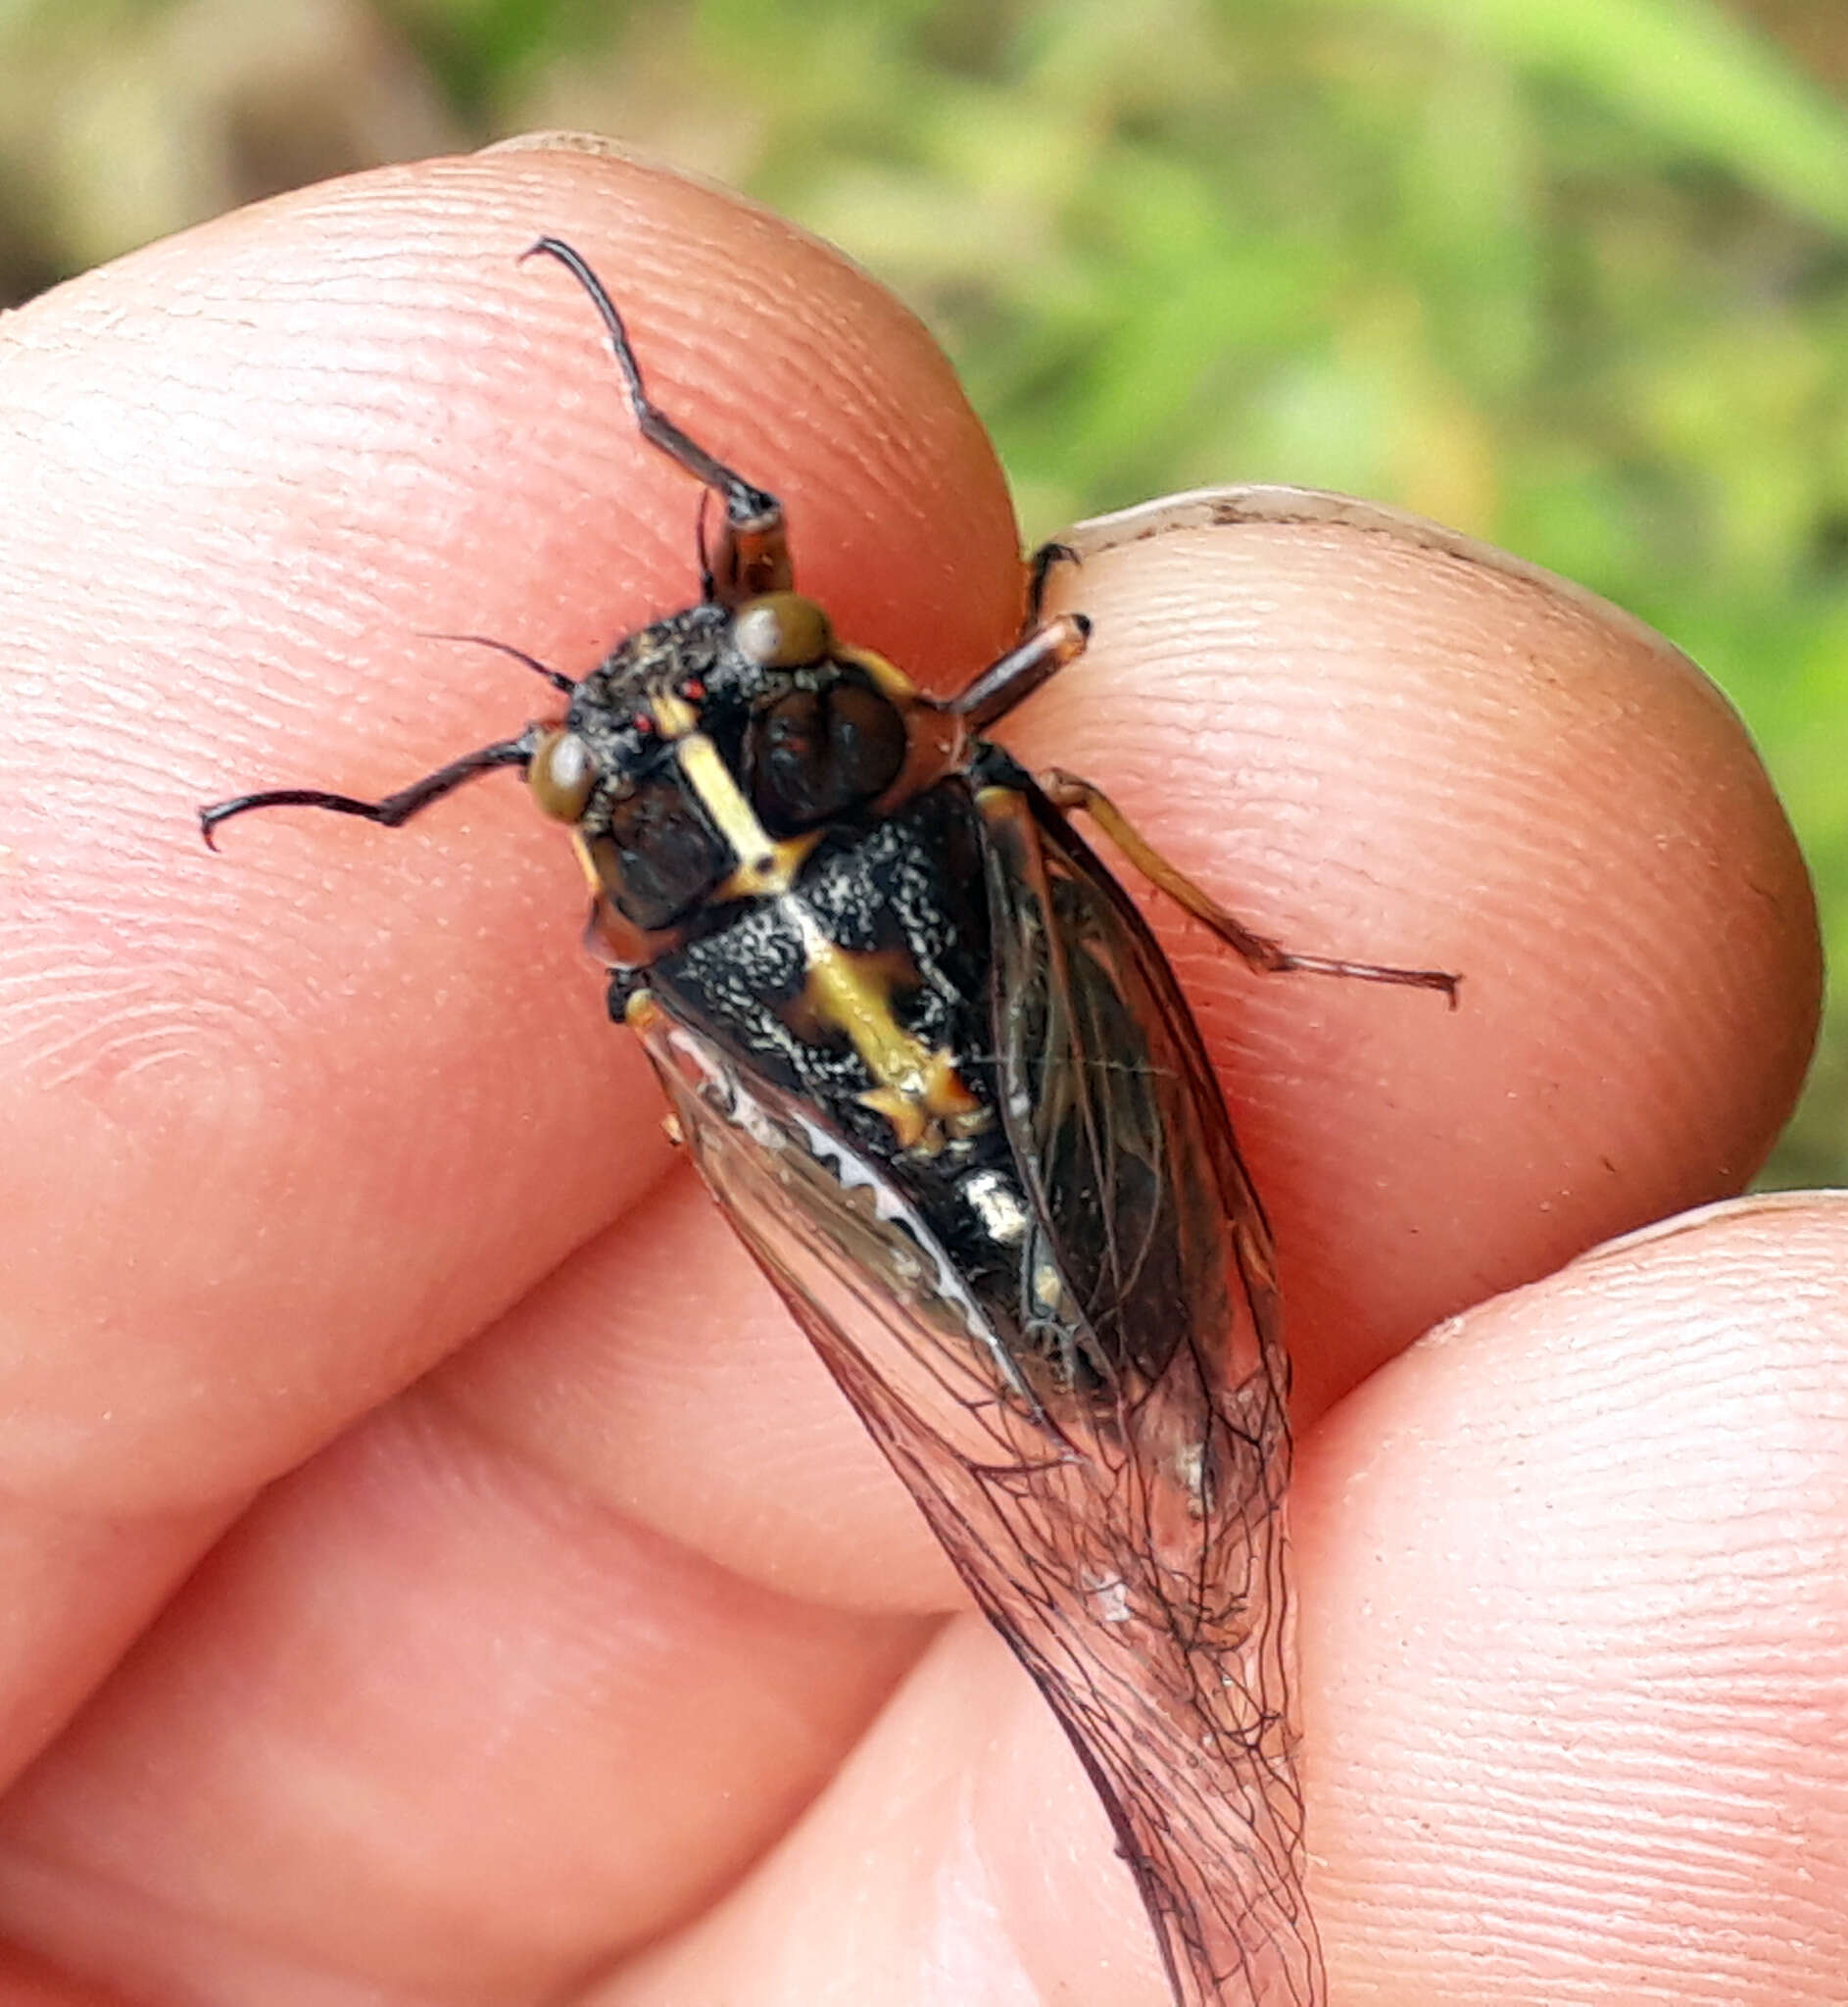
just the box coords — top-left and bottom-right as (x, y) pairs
(974, 778), (1320, 2006)
(632, 778), (1321, 2007)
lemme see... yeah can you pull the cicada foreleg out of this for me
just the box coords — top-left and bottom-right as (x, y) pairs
(949, 612), (1093, 734)
(1038, 768), (1461, 1006)
(198, 730), (542, 850)
(522, 237), (792, 606)
(1025, 539), (1080, 628)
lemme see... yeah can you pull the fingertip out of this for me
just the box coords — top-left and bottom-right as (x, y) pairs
(1, 146), (1023, 1507)
(1026, 490), (1821, 1408)
(1298, 1192), (1848, 2004)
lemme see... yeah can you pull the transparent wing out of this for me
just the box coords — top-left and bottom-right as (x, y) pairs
(633, 786), (1321, 2007)
(976, 779), (1320, 2005)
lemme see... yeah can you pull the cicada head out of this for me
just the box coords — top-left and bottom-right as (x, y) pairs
(528, 592), (963, 955)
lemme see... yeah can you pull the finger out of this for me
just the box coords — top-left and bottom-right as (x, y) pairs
(0, 1938), (133, 2006)
(1300, 1192), (1848, 2004)
(0, 142), (1017, 1772)
(3, 137), (1814, 2007)
(0, 1386), (931, 2002)
(1031, 493), (1821, 1414)
(594, 1618), (1177, 2006)
(588, 1195), (1848, 2005)
(440, 1161), (968, 1615)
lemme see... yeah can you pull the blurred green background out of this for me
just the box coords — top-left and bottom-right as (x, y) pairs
(4, 0), (1843, 1184)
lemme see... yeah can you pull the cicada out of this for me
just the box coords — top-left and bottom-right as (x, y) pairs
(202, 239), (1456, 2007)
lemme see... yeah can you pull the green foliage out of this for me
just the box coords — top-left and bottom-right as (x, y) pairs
(5, 0), (1844, 1179)
(680, 0), (1848, 1182)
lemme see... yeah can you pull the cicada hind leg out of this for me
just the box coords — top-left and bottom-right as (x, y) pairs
(1039, 771), (1460, 1004)
(953, 561), (1460, 1004)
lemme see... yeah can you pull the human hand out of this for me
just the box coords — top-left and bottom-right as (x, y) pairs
(0, 141), (1837, 2004)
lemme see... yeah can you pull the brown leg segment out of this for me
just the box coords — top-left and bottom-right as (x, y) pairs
(1037, 769), (1460, 1006)
(949, 614), (1092, 734)
(523, 237), (792, 604)
(198, 730), (541, 850)
(1024, 540), (1079, 628)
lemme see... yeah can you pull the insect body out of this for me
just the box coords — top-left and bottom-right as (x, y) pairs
(202, 239), (1456, 2006)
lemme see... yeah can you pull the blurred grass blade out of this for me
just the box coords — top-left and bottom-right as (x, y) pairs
(1334, 0), (1848, 233)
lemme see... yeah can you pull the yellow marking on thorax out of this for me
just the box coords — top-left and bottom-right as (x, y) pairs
(674, 731), (816, 898)
(666, 715), (988, 1154)
(835, 642), (917, 707)
(649, 690), (700, 738)
(791, 911), (987, 1153)
(569, 828), (605, 903)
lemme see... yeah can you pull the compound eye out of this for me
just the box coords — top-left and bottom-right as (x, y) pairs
(528, 728), (598, 822)
(750, 675), (908, 832)
(732, 592), (834, 669)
